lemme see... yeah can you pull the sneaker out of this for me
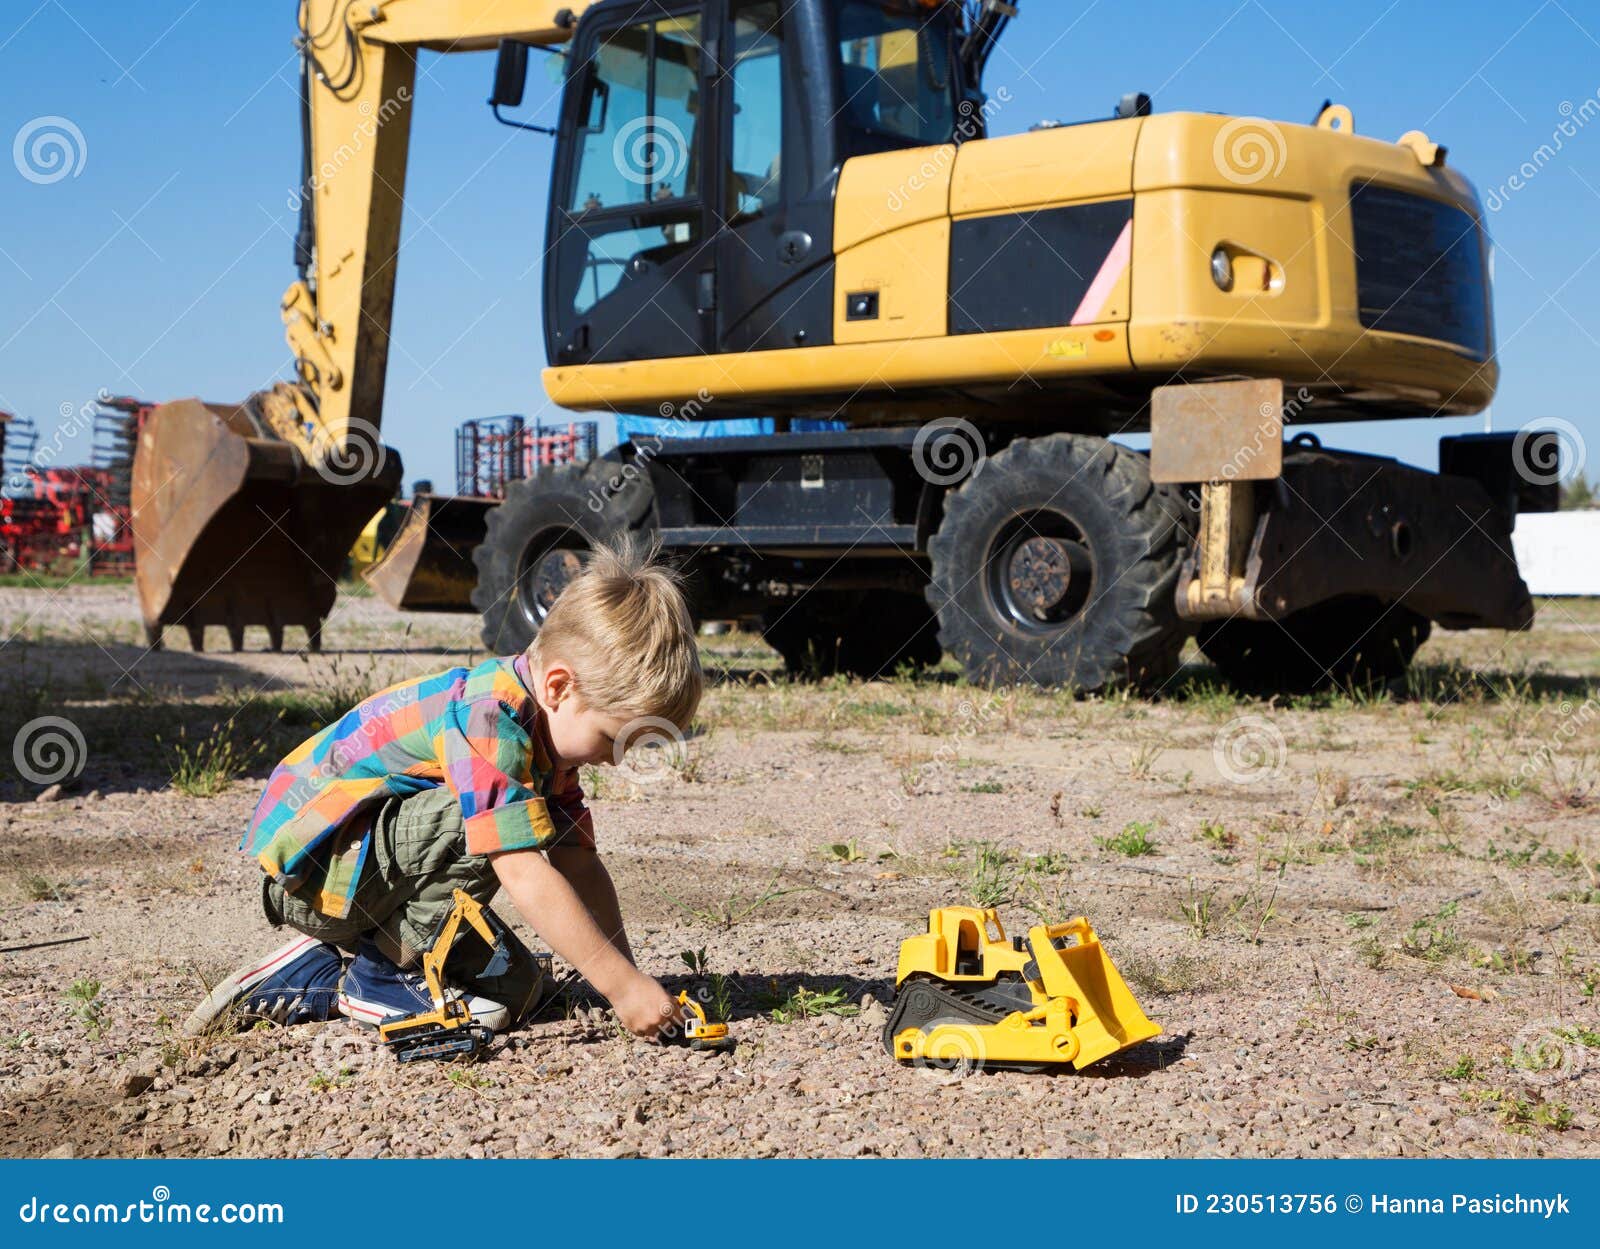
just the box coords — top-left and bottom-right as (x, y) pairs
(182, 936), (344, 1036)
(337, 940), (510, 1033)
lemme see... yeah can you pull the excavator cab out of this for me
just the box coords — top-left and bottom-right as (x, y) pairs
(538, 0), (976, 370)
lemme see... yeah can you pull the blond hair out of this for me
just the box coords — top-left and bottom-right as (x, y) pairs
(528, 536), (703, 730)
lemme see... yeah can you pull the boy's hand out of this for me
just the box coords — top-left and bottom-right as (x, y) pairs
(612, 972), (681, 1040)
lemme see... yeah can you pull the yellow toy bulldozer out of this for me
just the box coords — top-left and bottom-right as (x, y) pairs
(885, 907), (1159, 1073)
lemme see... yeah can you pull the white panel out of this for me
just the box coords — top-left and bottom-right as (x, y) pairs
(1511, 512), (1600, 597)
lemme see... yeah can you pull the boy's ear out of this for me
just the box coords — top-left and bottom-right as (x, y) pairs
(540, 663), (575, 706)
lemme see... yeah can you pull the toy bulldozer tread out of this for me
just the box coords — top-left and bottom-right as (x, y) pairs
(885, 907), (1160, 1073)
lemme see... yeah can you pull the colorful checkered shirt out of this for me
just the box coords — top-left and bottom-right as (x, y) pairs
(241, 654), (593, 919)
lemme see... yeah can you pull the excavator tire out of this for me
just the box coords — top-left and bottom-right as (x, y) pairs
(760, 590), (942, 680)
(1197, 595), (1432, 696)
(925, 434), (1192, 693)
(471, 461), (657, 654)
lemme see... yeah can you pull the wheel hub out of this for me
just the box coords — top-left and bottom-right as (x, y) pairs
(527, 547), (583, 620)
(997, 528), (1093, 629)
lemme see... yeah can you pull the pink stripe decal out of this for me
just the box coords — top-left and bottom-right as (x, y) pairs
(1069, 219), (1133, 326)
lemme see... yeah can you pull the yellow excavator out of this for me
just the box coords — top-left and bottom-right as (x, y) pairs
(131, 0), (1550, 691)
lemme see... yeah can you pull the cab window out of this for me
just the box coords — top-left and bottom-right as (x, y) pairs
(838, 0), (957, 148)
(569, 14), (704, 213)
(728, 1), (785, 219)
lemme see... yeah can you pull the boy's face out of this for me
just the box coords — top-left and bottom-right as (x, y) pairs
(535, 661), (635, 770)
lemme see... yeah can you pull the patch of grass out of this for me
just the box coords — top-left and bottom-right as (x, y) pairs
(65, 979), (104, 1039)
(1463, 1088), (1574, 1134)
(1120, 951), (1217, 996)
(963, 780), (1004, 794)
(967, 842), (1018, 908)
(679, 948), (733, 1024)
(1079, 803), (1105, 820)
(1343, 1034), (1381, 1052)
(759, 983), (858, 1024)
(660, 872), (803, 930)
(818, 840), (866, 864)
(1025, 851), (1071, 877)
(1399, 903), (1466, 963)
(1440, 1055), (1481, 1081)
(309, 1066), (354, 1093)
(1019, 872), (1075, 927)
(1178, 878), (1216, 940)
(445, 1068), (494, 1092)
(1097, 821), (1158, 857)
(1198, 821), (1236, 850)
(164, 726), (258, 798)
(1127, 743), (1164, 780)
(1355, 934), (1388, 969)
(1348, 819), (1424, 856)
(19, 874), (72, 902)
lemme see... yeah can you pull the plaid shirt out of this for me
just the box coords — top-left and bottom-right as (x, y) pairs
(241, 654), (593, 919)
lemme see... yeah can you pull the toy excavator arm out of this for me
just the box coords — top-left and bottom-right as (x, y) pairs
(278, 0), (597, 458)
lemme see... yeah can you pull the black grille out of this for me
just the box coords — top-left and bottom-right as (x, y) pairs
(1350, 182), (1489, 358)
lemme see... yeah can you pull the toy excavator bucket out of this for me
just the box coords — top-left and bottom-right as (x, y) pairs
(1032, 918), (1161, 1069)
(362, 493), (492, 612)
(131, 398), (401, 652)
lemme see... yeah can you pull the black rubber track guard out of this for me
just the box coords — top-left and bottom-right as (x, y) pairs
(925, 434), (1193, 692)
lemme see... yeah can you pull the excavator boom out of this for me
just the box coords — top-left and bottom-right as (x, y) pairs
(132, 1), (595, 650)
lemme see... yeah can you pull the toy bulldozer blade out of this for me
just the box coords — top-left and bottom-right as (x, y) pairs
(131, 397), (400, 651)
(885, 907), (1160, 1072)
(362, 492), (492, 612)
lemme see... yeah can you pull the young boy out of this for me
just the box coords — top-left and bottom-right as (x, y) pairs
(184, 539), (702, 1043)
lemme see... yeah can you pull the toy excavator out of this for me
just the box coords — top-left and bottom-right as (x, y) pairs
(378, 889), (534, 1062)
(884, 907), (1159, 1072)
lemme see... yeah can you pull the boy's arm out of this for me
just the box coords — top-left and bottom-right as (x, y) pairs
(490, 848), (676, 1038)
(547, 845), (633, 964)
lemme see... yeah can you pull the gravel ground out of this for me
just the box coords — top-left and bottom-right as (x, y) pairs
(1, 584), (1597, 1158)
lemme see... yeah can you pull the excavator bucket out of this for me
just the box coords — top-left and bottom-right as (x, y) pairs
(361, 493), (493, 612)
(131, 398), (401, 652)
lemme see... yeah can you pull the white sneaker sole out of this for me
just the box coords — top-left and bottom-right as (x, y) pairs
(338, 990), (510, 1034)
(182, 935), (323, 1037)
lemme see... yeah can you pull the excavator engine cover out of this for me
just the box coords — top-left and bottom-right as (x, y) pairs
(885, 907), (1160, 1072)
(132, 398), (401, 651)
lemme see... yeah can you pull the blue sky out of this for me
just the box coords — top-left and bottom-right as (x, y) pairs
(2, 0), (1598, 488)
